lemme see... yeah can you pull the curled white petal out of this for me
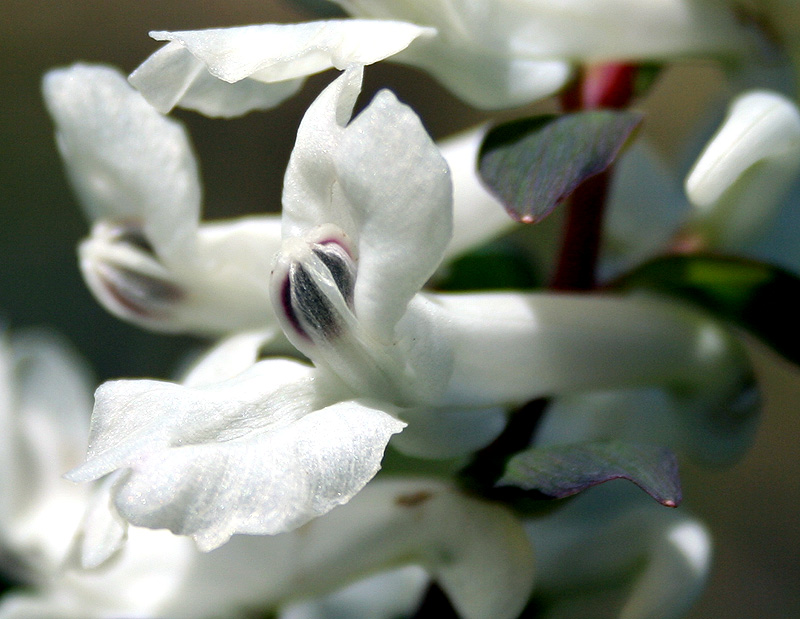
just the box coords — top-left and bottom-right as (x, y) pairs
(129, 41), (306, 118)
(685, 90), (800, 248)
(130, 20), (434, 116)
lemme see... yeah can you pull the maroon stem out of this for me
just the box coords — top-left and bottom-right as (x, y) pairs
(550, 64), (637, 291)
(550, 169), (611, 290)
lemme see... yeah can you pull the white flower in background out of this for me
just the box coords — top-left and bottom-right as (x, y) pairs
(282, 487), (713, 619)
(527, 483), (711, 619)
(128, 0), (753, 117)
(684, 89), (800, 265)
(589, 90), (800, 280)
(42, 64), (283, 336)
(0, 327), (195, 618)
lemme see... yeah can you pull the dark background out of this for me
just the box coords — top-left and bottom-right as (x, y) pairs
(2, 2), (798, 616)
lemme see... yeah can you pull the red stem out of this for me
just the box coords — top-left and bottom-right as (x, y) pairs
(550, 64), (637, 291)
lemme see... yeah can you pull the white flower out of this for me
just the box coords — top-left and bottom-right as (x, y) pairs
(42, 63), (283, 336)
(129, 0), (753, 117)
(42, 63), (507, 338)
(0, 328), (196, 618)
(269, 65), (756, 456)
(67, 67), (754, 555)
(527, 483), (711, 619)
(77, 476), (535, 619)
(1, 331), (530, 618)
(684, 89), (800, 255)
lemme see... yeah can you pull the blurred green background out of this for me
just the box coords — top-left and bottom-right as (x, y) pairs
(2, 2), (798, 617)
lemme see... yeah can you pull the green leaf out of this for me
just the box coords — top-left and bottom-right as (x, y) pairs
(616, 254), (800, 365)
(436, 240), (541, 291)
(478, 111), (643, 223)
(499, 441), (681, 507)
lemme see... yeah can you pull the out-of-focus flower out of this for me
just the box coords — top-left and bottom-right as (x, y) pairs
(526, 483), (711, 619)
(593, 89), (800, 280)
(683, 89), (800, 262)
(129, 0), (753, 117)
(42, 64), (283, 336)
(0, 328), (196, 618)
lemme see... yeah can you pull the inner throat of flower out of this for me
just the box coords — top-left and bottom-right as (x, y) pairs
(279, 238), (357, 342)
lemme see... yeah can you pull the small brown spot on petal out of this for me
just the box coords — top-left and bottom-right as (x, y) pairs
(395, 491), (433, 507)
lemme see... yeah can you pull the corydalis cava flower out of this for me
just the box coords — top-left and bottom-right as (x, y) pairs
(68, 66), (754, 559)
(128, 0), (753, 118)
(43, 64), (506, 337)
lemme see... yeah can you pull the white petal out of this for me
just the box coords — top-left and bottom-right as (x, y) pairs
(73, 472), (129, 569)
(129, 40), (306, 117)
(397, 37), (572, 109)
(250, 479), (533, 619)
(42, 64), (201, 264)
(280, 565), (429, 619)
(335, 0), (749, 107)
(67, 360), (317, 481)
(157, 479), (531, 618)
(67, 361), (403, 550)
(426, 292), (752, 410)
(0, 331), (94, 578)
(528, 484), (710, 619)
(685, 90), (800, 248)
(130, 20), (433, 116)
(113, 400), (404, 550)
(283, 67), (452, 340)
(282, 65), (364, 238)
(335, 89), (452, 339)
(337, 0), (750, 60)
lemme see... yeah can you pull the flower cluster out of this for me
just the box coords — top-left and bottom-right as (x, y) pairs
(4, 1), (799, 618)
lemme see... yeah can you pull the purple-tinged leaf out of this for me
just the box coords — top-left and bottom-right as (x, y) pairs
(478, 111), (643, 223)
(499, 441), (681, 507)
